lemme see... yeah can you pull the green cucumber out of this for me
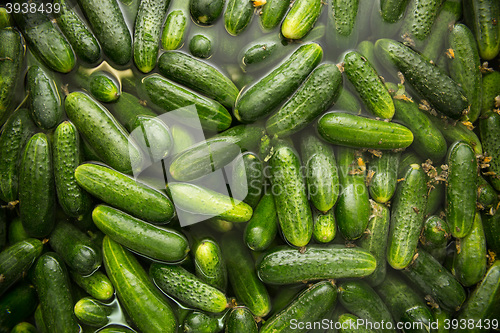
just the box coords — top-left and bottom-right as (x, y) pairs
(375, 38), (469, 119)
(76, 0), (132, 65)
(75, 163), (175, 224)
(162, 10), (188, 50)
(206, 218), (233, 232)
(400, 0), (442, 41)
(190, 0), (225, 25)
(0, 109), (36, 203)
(281, 0), (322, 39)
(53, 0), (101, 64)
(234, 43), (323, 123)
(481, 71), (500, 114)
(446, 141), (478, 238)
(431, 307), (450, 333)
(53, 121), (92, 218)
(74, 297), (111, 327)
(479, 111), (500, 191)
(10, 322), (37, 333)
(183, 311), (220, 333)
(221, 232), (271, 317)
(398, 154), (422, 179)
(317, 112), (414, 149)
(238, 34), (288, 73)
(224, 0), (254, 35)
(70, 270), (114, 302)
(89, 71), (121, 103)
(260, 281), (337, 333)
(0, 211), (4, 250)
(256, 244), (377, 284)
(338, 313), (377, 333)
(225, 307), (257, 333)
(103, 236), (177, 332)
(0, 8), (13, 28)
(334, 147), (371, 240)
(387, 163), (428, 270)
(0, 283), (37, 333)
(269, 139), (313, 247)
(108, 92), (157, 129)
(65, 91), (143, 174)
(259, 0), (289, 30)
(312, 208), (336, 244)
(98, 326), (136, 333)
(193, 237), (227, 291)
(420, 215), (451, 263)
(266, 63), (342, 138)
(425, 165), (446, 217)
(380, 0), (410, 23)
(244, 192), (278, 252)
(19, 133), (55, 238)
(452, 212), (487, 287)
(189, 34), (213, 58)
(483, 210), (500, 254)
(12, 4), (75, 73)
(231, 152), (264, 208)
(7, 217), (29, 245)
(33, 252), (80, 333)
(428, 114), (482, 155)
(331, 0), (360, 37)
(33, 305), (46, 333)
(463, 0), (500, 60)
(335, 87), (362, 114)
(369, 152), (400, 203)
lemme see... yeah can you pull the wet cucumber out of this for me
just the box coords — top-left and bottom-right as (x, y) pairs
(225, 307), (258, 333)
(400, 0), (442, 41)
(162, 10), (188, 50)
(481, 71), (500, 114)
(244, 192), (278, 252)
(1, 285), (39, 333)
(256, 244), (377, 284)
(312, 207), (336, 243)
(70, 270), (114, 302)
(193, 237), (227, 291)
(463, 0), (500, 60)
(338, 313), (377, 333)
(380, 0), (410, 23)
(89, 71), (121, 103)
(475, 176), (496, 209)
(0, 8), (13, 28)
(189, 34), (213, 58)
(428, 114), (482, 155)
(232, 152), (264, 208)
(190, 0), (225, 25)
(259, 0), (289, 30)
(368, 152), (400, 203)
(281, 0), (322, 39)
(479, 111), (500, 191)
(74, 297), (111, 327)
(331, 0), (360, 37)
(335, 87), (362, 114)
(183, 311), (220, 333)
(224, 0), (254, 35)
(109, 92), (157, 129)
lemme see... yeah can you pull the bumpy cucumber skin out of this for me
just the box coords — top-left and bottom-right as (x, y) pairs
(428, 114), (482, 155)
(400, 0), (442, 41)
(193, 238), (227, 291)
(256, 245), (377, 284)
(103, 237), (177, 333)
(369, 152), (400, 203)
(19, 133), (55, 238)
(380, 0), (410, 23)
(266, 63), (342, 138)
(312, 207), (336, 243)
(89, 71), (120, 103)
(224, 0), (254, 35)
(317, 112), (414, 150)
(234, 43), (323, 123)
(225, 307), (258, 333)
(281, 0), (322, 39)
(190, 0), (225, 25)
(331, 0), (360, 36)
(481, 71), (500, 114)
(446, 141), (478, 238)
(70, 270), (114, 302)
(162, 10), (187, 50)
(74, 297), (110, 327)
(244, 192), (278, 251)
(259, 0), (290, 30)
(479, 111), (500, 191)
(387, 164), (428, 270)
(463, 0), (500, 60)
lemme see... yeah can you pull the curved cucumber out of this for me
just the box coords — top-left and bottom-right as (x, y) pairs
(224, 0), (253, 35)
(193, 237), (227, 291)
(463, 0), (500, 60)
(225, 307), (258, 333)
(244, 192), (278, 252)
(281, 0), (322, 40)
(368, 151), (400, 203)
(259, 0), (289, 30)
(70, 270), (114, 302)
(162, 10), (187, 50)
(479, 111), (500, 191)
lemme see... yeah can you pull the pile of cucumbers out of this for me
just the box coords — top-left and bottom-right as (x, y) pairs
(1, 0), (500, 332)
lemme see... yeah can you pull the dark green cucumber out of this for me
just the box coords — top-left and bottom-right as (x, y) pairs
(70, 270), (114, 301)
(266, 63), (342, 138)
(334, 147), (371, 240)
(281, 0), (322, 39)
(380, 0), (410, 22)
(103, 236), (177, 332)
(481, 71), (500, 114)
(183, 311), (220, 333)
(387, 163), (428, 270)
(193, 237), (227, 291)
(65, 92), (143, 174)
(312, 207), (336, 243)
(53, 121), (92, 218)
(221, 232), (271, 317)
(343, 51), (395, 119)
(19, 133), (55, 238)
(53, 0), (101, 64)
(76, 0), (132, 65)
(7, 217), (29, 245)
(330, 0), (360, 37)
(452, 212), (487, 287)
(369, 151), (400, 203)
(269, 139), (313, 247)
(256, 244), (377, 284)
(190, 0), (225, 25)
(141, 74), (232, 132)
(428, 114), (482, 155)
(74, 297), (111, 327)
(231, 152), (264, 208)
(33, 252), (80, 333)
(431, 307), (450, 333)
(224, 0), (253, 35)
(259, 0), (289, 30)
(357, 201), (391, 286)
(446, 141), (478, 238)
(225, 307), (257, 333)
(420, 215), (450, 263)
(234, 43), (323, 123)
(317, 112), (414, 149)
(260, 281), (337, 333)
(463, 0), (500, 60)
(10, 322), (37, 333)
(0, 283), (37, 333)
(400, 0), (442, 41)
(479, 111), (500, 191)
(162, 10), (188, 50)
(12, 4), (75, 73)
(244, 192), (278, 252)
(402, 248), (466, 312)
(189, 34), (213, 58)
(375, 39), (468, 119)
(89, 71), (120, 102)
(0, 109), (36, 203)
(75, 163), (174, 223)
(33, 305), (46, 333)
(483, 210), (500, 254)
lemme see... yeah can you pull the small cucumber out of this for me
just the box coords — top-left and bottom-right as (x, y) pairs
(190, 0), (225, 25)
(244, 192), (278, 252)
(380, 0), (410, 23)
(0, 283), (37, 333)
(446, 141), (478, 238)
(420, 215), (451, 263)
(89, 71), (121, 103)
(281, 0), (322, 39)
(428, 114), (482, 155)
(70, 270), (114, 302)
(312, 207), (336, 243)
(183, 311), (220, 333)
(193, 237), (227, 291)
(19, 133), (55, 238)
(225, 307), (257, 333)
(463, 0), (500, 60)
(331, 0), (360, 37)
(74, 297), (111, 327)
(256, 244), (377, 284)
(400, 0), (442, 41)
(481, 71), (500, 114)
(483, 210), (500, 254)
(10, 322), (37, 333)
(189, 34), (213, 58)
(479, 111), (500, 191)
(259, 0), (289, 30)
(162, 10), (188, 50)
(224, 0), (254, 35)
(387, 163), (428, 270)
(238, 34), (288, 73)
(368, 151), (400, 203)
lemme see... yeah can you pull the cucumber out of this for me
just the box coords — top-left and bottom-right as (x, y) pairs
(266, 63), (342, 138)
(402, 249), (466, 311)
(0, 8), (13, 28)
(76, 0), (132, 65)
(479, 111), (500, 191)
(420, 215), (451, 262)
(477, 177), (497, 210)
(357, 201), (391, 286)
(49, 221), (102, 275)
(108, 92), (157, 129)
(338, 313), (377, 333)
(193, 237), (227, 291)
(425, 165), (446, 217)
(224, 0), (254, 35)
(428, 114), (482, 155)
(70, 270), (114, 301)
(225, 307), (257, 333)
(231, 152), (263, 208)
(317, 112), (414, 149)
(0, 211), (4, 250)
(448, 23), (482, 123)
(312, 208), (336, 244)
(65, 92), (143, 174)
(141, 74), (232, 132)
(0, 283), (37, 333)
(269, 139), (313, 247)
(452, 212), (487, 287)
(189, 34), (213, 58)
(206, 218), (233, 232)
(380, 0), (410, 23)
(158, 51), (239, 109)
(102, 236), (177, 333)
(74, 297), (111, 327)
(399, 153), (422, 178)
(260, 281), (337, 333)
(7, 217), (29, 245)
(334, 147), (371, 240)
(374, 39), (469, 119)
(162, 10), (188, 50)
(75, 163), (175, 224)
(19, 133), (55, 238)
(12, 4), (75, 73)
(481, 71), (500, 114)
(183, 311), (220, 333)
(483, 210), (500, 254)
(150, 263), (227, 313)
(190, 0), (225, 25)
(89, 71), (121, 103)
(463, 0), (500, 60)
(33, 252), (80, 333)
(33, 305), (47, 333)
(331, 0), (360, 37)
(368, 152), (400, 203)
(387, 163), (428, 270)
(238, 34), (289, 73)
(335, 87), (362, 114)
(244, 192), (278, 252)
(400, 0), (442, 41)
(256, 244), (377, 284)
(343, 51), (395, 119)
(446, 141), (478, 238)
(234, 43), (323, 123)
(53, 0), (101, 64)
(53, 121), (92, 218)
(0, 109), (36, 203)
(281, 0), (322, 39)
(431, 307), (450, 333)
(98, 327), (136, 333)
(259, 0), (289, 30)
(220, 232), (271, 317)
(10, 322), (37, 333)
